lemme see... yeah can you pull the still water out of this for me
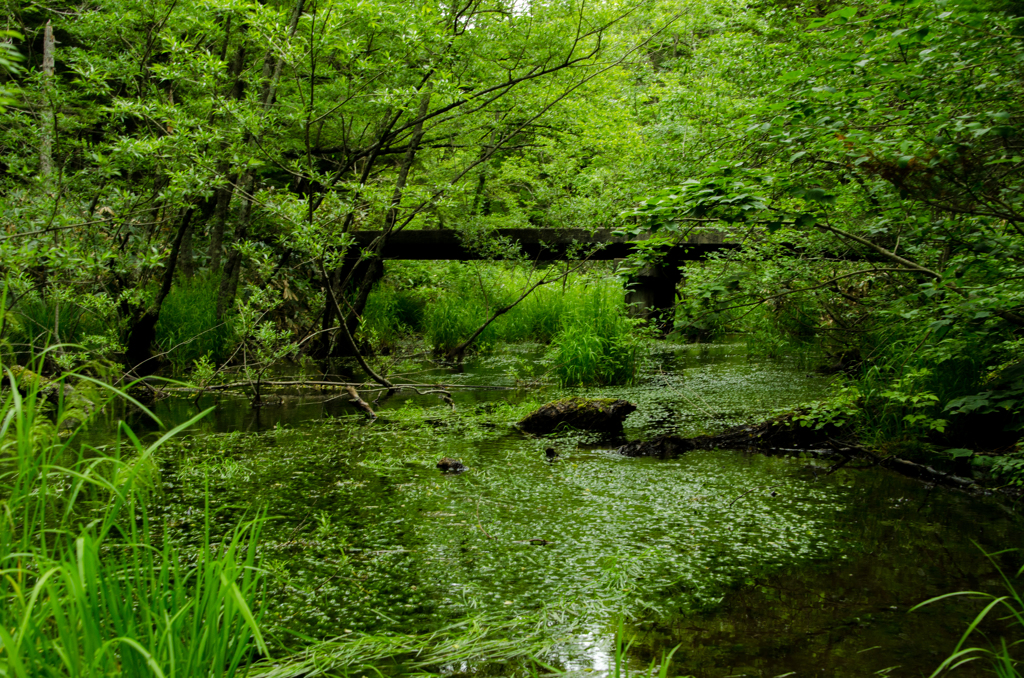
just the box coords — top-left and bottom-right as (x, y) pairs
(132, 341), (1022, 677)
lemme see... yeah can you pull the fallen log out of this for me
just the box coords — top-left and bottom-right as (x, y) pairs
(518, 397), (636, 435)
(614, 416), (987, 494)
(880, 456), (980, 492)
(150, 379), (516, 392)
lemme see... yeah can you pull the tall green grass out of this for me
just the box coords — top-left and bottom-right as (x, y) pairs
(373, 264), (647, 385)
(549, 285), (645, 387)
(155, 274), (235, 374)
(412, 265), (632, 350)
(360, 283), (429, 351)
(0, 357), (266, 677)
(7, 293), (108, 357)
(914, 549), (1023, 677)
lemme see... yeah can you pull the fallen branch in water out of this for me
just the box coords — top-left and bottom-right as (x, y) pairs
(618, 416), (988, 494)
(476, 501), (496, 540)
(880, 456), (979, 491)
(150, 379), (517, 392)
(727, 485), (778, 508)
(345, 385), (377, 419)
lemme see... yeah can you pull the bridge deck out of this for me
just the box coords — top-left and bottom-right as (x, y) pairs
(348, 229), (737, 261)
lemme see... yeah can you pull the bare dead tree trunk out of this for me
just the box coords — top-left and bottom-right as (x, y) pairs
(39, 20), (54, 184)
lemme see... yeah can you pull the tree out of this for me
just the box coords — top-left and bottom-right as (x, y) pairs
(629, 0), (1024, 448)
(0, 0), (666, 374)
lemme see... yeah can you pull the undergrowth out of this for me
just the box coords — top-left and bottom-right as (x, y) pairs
(361, 262), (646, 386)
(154, 273), (236, 375)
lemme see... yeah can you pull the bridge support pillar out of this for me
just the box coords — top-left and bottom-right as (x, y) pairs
(624, 262), (681, 332)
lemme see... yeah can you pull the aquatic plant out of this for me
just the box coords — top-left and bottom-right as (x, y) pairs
(0, 360), (267, 677)
(610, 618), (684, 678)
(914, 549), (1023, 677)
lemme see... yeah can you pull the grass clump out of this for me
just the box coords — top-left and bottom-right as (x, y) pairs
(550, 285), (646, 387)
(424, 291), (493, 353)
(361, 282), (429, 352)
(914, 549), (1023, 677)
(0, 359), (267, 677)
(154, 274), (235, 374)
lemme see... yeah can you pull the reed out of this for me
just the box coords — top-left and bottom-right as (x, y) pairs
(913, 549), (1023, 677)
(415, 264), (632, 361)
(550, 286), (645, 387)
(6, 292), (107, 358)
(360, 283), (429, 351)
(0, 358), (267, 677)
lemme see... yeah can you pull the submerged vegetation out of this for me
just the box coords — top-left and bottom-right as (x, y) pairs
(3, 346), (1020, 676)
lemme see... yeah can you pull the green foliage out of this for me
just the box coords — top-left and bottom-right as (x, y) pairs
(234, 285), (297, 404)
(790, 385), (861, 431)
(673, 263), (747, 343)
(990, 448), (1024, 487)
(914, 549), (1024, 677)
(424, 291), (491, 353)
(625, 0), (1024, 460)
(0, 30), (21, 111)
(368, 262), (647, 385)
(0, 0), (652, 370)
(154, 274), (235, 375)
(550, 286), (646, 386)
(7, 292), (106, 351)
(360, 283), (429, 351)
(0, 362), (267, 677)
(416, 263), (631, 356)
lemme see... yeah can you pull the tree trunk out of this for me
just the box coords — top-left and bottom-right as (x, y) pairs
(39, 20), (55, 183)
(333, 88), (432, 356)
(179, 219), (195, 279)
(125, 207), (195, 371)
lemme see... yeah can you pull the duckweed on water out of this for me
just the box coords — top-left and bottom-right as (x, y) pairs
(142, 341), (1023, 676)
(156, 407), (847, 650)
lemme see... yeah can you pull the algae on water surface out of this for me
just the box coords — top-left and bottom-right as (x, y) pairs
(143, 341), (1022, 677)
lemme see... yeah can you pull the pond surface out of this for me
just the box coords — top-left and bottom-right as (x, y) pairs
(133, 341), (1023, 677)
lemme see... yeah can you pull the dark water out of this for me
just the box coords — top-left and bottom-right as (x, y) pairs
(129, 341), (1022, 677)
